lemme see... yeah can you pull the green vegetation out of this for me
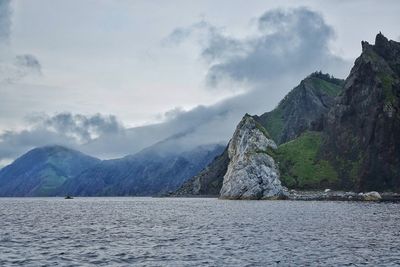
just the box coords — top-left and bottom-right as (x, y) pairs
(363, 47), (381, 63)
(255, 146), (276, 157)
(35, 167), (67, 196)
(308, 71), (344, 86)
(254, 118), (272, 139)
(260, 108), (284, 142)
(274, 131), (339, 189)
(255, 73), (343, 144)
(309, 77), (342, 97)
(379, 73), (396, 103)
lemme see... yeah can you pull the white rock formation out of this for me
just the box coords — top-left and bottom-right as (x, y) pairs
(362, 191), (382, 201)
(219, 115), (288, 200)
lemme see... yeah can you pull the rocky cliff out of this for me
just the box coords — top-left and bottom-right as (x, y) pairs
(173, 72), (342, 197)
(219, 115), (288, 199)
(320, 33), (400, 191)
(254, 72), (343, 145)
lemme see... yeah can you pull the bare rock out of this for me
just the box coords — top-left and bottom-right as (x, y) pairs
(219, 115), (288, 200)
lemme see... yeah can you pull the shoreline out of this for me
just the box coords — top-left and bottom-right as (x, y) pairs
(287, 190), (400, 202)
(167, 190), (400, 202)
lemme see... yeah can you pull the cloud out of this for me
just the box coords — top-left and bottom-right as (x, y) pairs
(117, 7), (351, 156)
(15, 54), (41, 73)
(0, 0), (11, 44)
(163, 20), (215, 45)
(0, 7), (353, 164)
(0, 54), (42, 83)
(0, 0), (41, 83)
(0, 113), (124, 161)
(167, 7), (348, 89)
(27, 112), (123, 143)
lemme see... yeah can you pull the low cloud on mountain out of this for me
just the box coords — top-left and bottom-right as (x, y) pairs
(0, 113), (124, 164)
(0, 7), (352, 165)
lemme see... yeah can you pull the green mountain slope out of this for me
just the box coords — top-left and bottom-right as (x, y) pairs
(0, 146), (100, 196)
(255, 72), (343, 144)
(273, 131), (339, 189)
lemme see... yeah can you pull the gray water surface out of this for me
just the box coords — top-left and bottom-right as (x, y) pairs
(0, 197), (399, 266)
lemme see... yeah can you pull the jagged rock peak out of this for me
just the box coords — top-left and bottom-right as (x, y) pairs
(219, 115), (288, 200)
(322, 33), (400, 191)
(361, 32), (400, 65)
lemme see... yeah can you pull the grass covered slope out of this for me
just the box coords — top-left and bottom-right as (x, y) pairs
(274, 131), (339, 189)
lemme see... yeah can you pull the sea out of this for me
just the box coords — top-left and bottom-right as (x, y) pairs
(0, 197), (399, 266)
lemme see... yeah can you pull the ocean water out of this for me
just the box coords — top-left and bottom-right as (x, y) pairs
(0, 197), (399, 266)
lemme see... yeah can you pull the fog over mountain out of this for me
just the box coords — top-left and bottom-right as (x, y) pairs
(0, 1), (399, 166)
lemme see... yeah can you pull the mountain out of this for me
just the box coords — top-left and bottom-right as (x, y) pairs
(173, 72), (343, 196)
(319, 33), (400, 191)
(59, 142), (225, 196)
(254, 72), (344, 145)
(174, 146), (229, 196)
(0, 145), (100, 196)
(255, 33), (400, 192)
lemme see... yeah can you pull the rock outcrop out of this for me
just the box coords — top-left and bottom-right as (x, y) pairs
(219, 115), (288, 200)
(360, 191), (382, 201)
(320, 33), (400, 192)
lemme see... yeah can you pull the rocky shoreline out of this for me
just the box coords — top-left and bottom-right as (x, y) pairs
(287, 190), (400, 202)
(166, 190), (400, 202)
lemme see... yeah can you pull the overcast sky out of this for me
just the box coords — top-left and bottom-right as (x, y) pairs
(0, 0), (399, 165)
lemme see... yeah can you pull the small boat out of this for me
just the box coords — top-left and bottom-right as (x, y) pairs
(64, 195), (74, 199)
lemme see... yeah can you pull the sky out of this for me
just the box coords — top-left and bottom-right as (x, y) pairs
(0, 0), (399, 166)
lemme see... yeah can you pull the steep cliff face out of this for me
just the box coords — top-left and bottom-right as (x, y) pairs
(219, 115), (288, 199)
(321, 33), (400, 191)
(254, 72), (343, 145)
(173, 147), (229, 196)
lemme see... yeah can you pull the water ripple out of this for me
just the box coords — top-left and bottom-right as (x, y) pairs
(0, 197), (399, 266)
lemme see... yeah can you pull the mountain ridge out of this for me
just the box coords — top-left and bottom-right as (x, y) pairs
(318, 32), (400, 191)
(0, 145), (100, 196)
